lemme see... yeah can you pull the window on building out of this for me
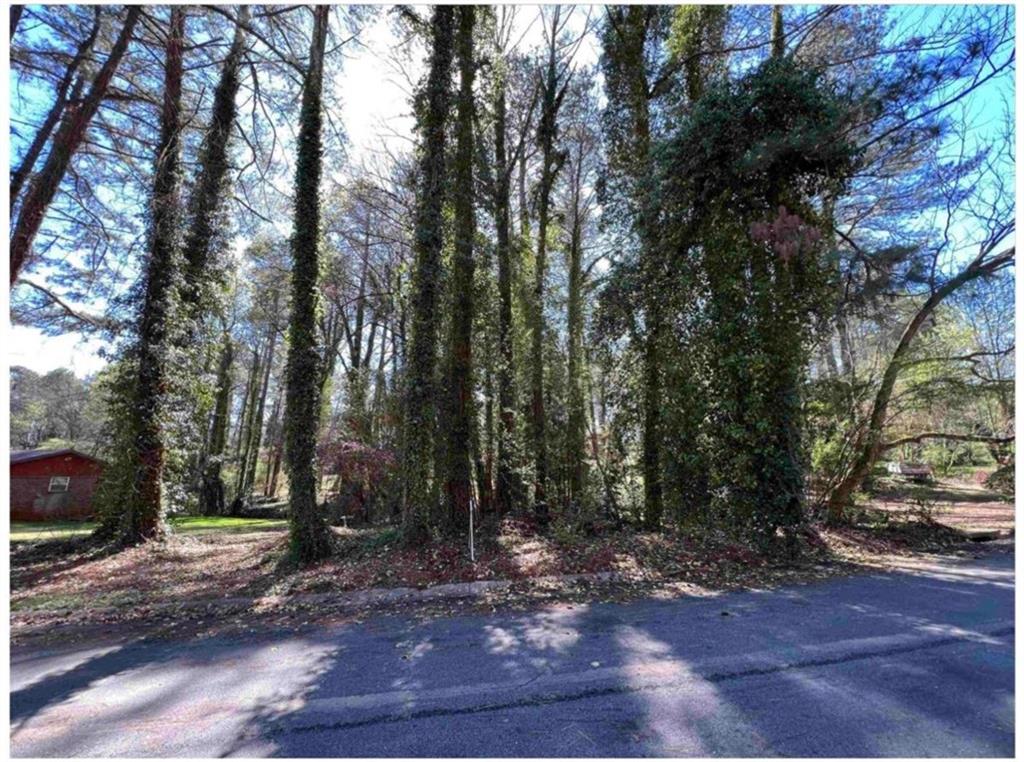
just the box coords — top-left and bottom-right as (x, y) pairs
(48, 476), (70, 493)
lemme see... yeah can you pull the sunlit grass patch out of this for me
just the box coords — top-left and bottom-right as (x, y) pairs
(10, 516), (289, 543)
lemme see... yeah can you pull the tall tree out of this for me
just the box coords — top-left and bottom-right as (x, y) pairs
(488, 13), (536, 516)
(402, 7), (456, 538)
(530, 7), (572, 526)
(180, 5), (249, 315)
(601, 6), (665, 529)
(443, 6), (478, 526)
(10, 6), (140, 285)
(826, 242), (1014, 519)
(284, 4), (333, 563)
(179, 6), (250, 513)
(200, 330), (234, 515)
(561, 75), (600, 508)
(122, 6), (186, 543)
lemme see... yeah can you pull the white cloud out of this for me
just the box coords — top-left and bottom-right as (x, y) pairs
(8, 326), (108, 378)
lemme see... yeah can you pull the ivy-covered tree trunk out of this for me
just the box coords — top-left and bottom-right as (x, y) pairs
(444, 5), (477, 528)
(180, 4), (248, 313)
(771, 5), (786, 58)
(481, 360), (495, 513)
(10, 6), (140, 284)
(284, 4), (333, 563)
(122, 7), (186, 544)
(402, 6), (455, 539)
(492, 61), (518, 517)
(601, 7), (663, 529)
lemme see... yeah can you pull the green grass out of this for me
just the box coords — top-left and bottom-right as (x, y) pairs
(171, 516), (288, 533)
(10, 521), (96, 542)
(10, 516), (288, 543)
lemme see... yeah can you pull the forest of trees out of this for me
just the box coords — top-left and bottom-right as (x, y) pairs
(9, 5), (1014, 561)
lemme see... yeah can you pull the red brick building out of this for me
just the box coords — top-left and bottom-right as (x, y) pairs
(10, 449), (104, 521)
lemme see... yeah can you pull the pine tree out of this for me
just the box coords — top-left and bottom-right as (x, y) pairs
(200, 330), (234, 515)
(10, 6), (141, 284)
(180, 5), (249, 314)
(284, 5), (333, 563)
(122, 6), (187, 543)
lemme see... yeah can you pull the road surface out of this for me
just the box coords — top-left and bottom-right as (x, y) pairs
(11, 547), (1014, 757)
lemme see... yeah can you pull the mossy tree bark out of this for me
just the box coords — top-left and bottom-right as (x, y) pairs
(492, 72), (517, 516)
(284, 4), (333, 564)
(122, 7), (186, 544)
(602, 7), (663, 530)
(443, 5), (477, 528)
(180, 4), (248, 311)
(402, 7), (456, 539)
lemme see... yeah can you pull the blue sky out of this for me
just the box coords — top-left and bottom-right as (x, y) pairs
(7, 4), (1014, 378)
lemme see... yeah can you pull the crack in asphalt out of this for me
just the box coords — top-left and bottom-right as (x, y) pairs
(251, 625), (1014, 740)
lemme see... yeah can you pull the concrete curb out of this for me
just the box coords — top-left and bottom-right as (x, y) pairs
(12, 571), (625, 622)
(951, 527), (1014, 542)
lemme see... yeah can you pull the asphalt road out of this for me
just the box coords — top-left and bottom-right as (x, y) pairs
(11, 547), (1014, 757)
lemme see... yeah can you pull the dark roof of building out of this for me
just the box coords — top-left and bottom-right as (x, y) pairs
(10, 448), (102, 465)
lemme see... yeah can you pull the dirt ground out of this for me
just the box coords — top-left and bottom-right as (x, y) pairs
(9, 480), (1012, 644)
(869, 477), (1015, 533)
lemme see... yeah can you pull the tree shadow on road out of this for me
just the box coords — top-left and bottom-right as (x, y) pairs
(216, 553), (1014, 757)
(10, 552), (1013, 757)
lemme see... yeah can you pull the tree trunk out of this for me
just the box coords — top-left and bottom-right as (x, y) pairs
(10, 7), (100, 211)
(121, 7), (185, 544)
(263, 387), (284, 496)
(566, 190), (586, 505)
(443, 6), (477, 528)
(11, 5), (23, 40)
(402, 7), (455, 538)
(243, 317), (278, 499)
(235, 346), (261, 501)
(492, 59), (519, 516)
(771, 5), (785, 58)
(180, 4), (248, 313)
(201, 332), (234, 515)
(10, 6), (140, 284)
(284, 4), (333, 563)
(531, 12), (566, 526)
(482, 359), (495, 514)
(827, 249), (1015, 520)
